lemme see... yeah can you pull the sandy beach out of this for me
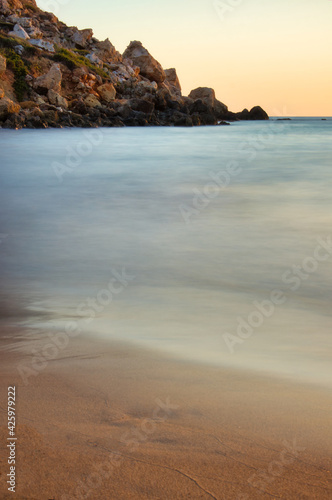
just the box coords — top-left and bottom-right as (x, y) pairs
(0, 325), (331, 500)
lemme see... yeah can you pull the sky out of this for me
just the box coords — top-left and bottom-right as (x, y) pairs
(37, 0), (332, 116)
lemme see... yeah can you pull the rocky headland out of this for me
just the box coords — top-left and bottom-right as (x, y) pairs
(0, 0), (269, 129)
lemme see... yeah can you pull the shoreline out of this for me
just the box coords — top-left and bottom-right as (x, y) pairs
(1, 325), (331, 499)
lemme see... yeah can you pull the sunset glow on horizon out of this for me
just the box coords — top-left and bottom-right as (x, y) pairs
(37, 0), (332, 116)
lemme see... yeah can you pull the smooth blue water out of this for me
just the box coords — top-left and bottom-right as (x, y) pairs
(0, 118), (331, 387)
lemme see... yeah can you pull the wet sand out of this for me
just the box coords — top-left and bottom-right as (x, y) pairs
(0, 327), (331, 499)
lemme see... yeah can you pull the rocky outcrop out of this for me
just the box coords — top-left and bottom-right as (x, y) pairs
(232, 106), (269, 121)
(247, 106), (269, 120)
(0, 0), (268, 128)
(189, 87), (216, 107)
(96, 38), (122, 64)
(123, 41), (165, 84)
(164, 68), (181, 96)
(72, 28), (93, 49)
(189, 87), (228, 120)
(34, 64), (62, 93)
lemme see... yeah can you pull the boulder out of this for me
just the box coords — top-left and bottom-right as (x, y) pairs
(8, 24), (30, 40)
(0, 87), (4, 99)
(189, 87), (216, 107)
(34, 64), (62, 93)
(188, 87), (228, 117)
(0, 55), (6, 77)
(96, 38), (122, 63)
(84, 94), (101, 108)
(164, 68), (181, 95)
(123, 41), (165, 84)
(249, 106), (269, 120)
(0, 97), (20, 119)
(29, 39), (55, 52)
(72, 28), (93, 48)
(97, 83), (116, 103)
(48, 89), (68, 109)
(235, 106), (269, 121)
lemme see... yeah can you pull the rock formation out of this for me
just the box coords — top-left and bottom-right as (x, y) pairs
(0, 1), (269, 128)
(123, 40), (165, 84)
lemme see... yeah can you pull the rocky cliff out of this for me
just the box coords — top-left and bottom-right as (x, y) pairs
(0, 0), (269, 128)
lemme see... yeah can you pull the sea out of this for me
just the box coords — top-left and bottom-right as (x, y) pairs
(0, 117), (331, 388)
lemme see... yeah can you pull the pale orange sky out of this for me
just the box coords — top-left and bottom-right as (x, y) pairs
(37, 0), (332, 116)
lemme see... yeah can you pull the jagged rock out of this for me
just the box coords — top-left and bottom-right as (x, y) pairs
(48, 89), (68, 109)
(0, 55), (6, 77)
(0, 87), (4, 99)
(0, 97), (20, 119)
(123, 41), (165, 84)
(8, 24), (30, 40)
(29, 39), (55, 52)
(72, 28), (93, 48)
(8, 16), (32, 28)
(34, 64), (62, 93)
(96, 38), (122, 63)
(97, 83), (116, 103)
(84, 94), (101, 108)
(86, 53), (103, 68)
(164, 68), (181, 95)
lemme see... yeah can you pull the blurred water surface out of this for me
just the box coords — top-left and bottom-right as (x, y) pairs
(0, 118), (331, 387)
